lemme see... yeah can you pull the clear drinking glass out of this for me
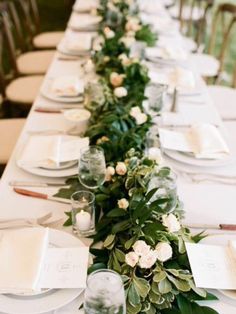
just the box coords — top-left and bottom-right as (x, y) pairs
(84, 269), (126, 314)
(148, 169), (178, 213)
(71, 190), (95, 237)
(78, 146), (106, 189)
(145, 83), (167, 115)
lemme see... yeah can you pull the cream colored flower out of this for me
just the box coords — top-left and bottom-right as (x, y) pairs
(105, 166), (115, 182)
(104, 27), (115, 39)
(147, 147), (163, 165)
(162, 214), (181, 233)
(133, 240), (150, 257)
(119, 35), (136, 48)
(114, 86), (128, 98)
(117, 198), (129, 210)
(104, 56), (110, 63)
(96, 136), (109, 144)
(155, 242), (173, 262)
(125, 17), (141, 32)
(118, 53), (132, 66)
(139, 250), (158, 268)
(115, 162), (127, 175)
(130, 106), (141, 117)
(110, 72), (124, 87)
(125, 252), (139, 267)
(134, 113), (148, 125)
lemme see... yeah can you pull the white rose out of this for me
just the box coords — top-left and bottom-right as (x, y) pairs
(114, 87), (128, 98)
(139, 250), (158, 268)
(162, 214), (181, 233)
(134, 113), (148, 125)
(104, 27), (115, 39)
(115, 162), (127, 175)
(105, 166), (115, 182)
(118, 53), (132, 66)
(130, 106), (141, 118)
(155, 242), (173, 262)
(120, 36), (136, 48)
(104, 56), (110, 63)
(147, 147), (163, 165)
(125, 252), (139, 267)
(110, 72), (124, 87)
(125, 17), (141, 32)
(118, 198), (129, 210)
(133, 240), (150, 257)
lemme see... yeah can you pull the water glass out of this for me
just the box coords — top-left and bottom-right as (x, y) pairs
(145, 83), (167, 114)
(78, 146), (106, 189)
(148, 169), (177, 213)
(84, 269), (126, 314)
(71, 190), (95, 237)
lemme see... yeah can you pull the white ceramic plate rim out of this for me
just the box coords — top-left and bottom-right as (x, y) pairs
(0, 229), (84, 314)
(16, 140), (78, 178)
(57, 41), (90, 57)
(40, 78), (84, 103)
(164, 149), (234, 167)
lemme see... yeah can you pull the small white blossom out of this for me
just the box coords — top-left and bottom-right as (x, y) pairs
(139, 249), (158, 268)
(118, 198), (129, 210)
(133, 240), (150, 257)
(114, 86), (128, 98)
(104, 27), (115, 39)
(105, 166), (115, 182)
(120, 35), (136, 48)
(148, 147), (163, 165)
(155, 242), (173, 262)
(125, 17), (141, 32)
(125, 252), (139, 267)
(162, 214), (181, 233)
(130, 106), (141, 117)
(118, 53), (132, 66)
(135, 113), (148, 125)
(116, 162), (127, 175)
(110, 72), (124, 87)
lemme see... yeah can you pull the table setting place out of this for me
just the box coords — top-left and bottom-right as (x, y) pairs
(1, 0), (236, 313)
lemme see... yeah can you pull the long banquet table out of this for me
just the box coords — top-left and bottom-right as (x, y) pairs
(1, 0), (236, 313)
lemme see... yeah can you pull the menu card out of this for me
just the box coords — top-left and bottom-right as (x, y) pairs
(186, 242), (236, 290)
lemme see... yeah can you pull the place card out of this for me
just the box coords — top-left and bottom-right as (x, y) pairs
(186, 242), (236, 290)
(39, 247), (89, 289)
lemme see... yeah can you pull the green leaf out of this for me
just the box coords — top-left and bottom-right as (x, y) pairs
(167, 274), (191, 292)
(107, 208), (128, 217)
(87, 263), (107, 274)
(133, 275), (150, 298)
(201, 306), (219, 314)
(153, 271), (166, 283)
(95, 194), (110, 202)
(114, 248), (125, 263)
(125, 237), (137, 250)
(189, 280), (207, 298)
(158, 278), (172, 294)
(103, 234), (115, 249)
(112, 219), (131, 234)
(126, 301), (142, 314)
(128, 283), (140, 306)
(176, 295), (193, 314)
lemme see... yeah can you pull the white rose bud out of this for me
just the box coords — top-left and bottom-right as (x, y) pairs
(147, 147), (163, 165)
(125, 17), (141, 32)
(125, 252), (139, 267)
(162, 214), (181, 233)
(139, 250), (158, 269)
(118, 53), (132, 66)
(155, 242), (173, 262)
(117, 198), (129, 210)
(115, 162), (127, 175)
(105, 166), (115, 182)
(130, 106), (141, 117)
(133, 240), (150, 257)
(114, 86), (128, 98)
(120, 36), (135, 48)
(110, 72), (124, 87)
(104, 27), (115, 39)
(134, 113), (148, 125)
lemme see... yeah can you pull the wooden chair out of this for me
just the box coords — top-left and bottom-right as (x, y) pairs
(16, 0), (64, 50)
(0, 6), (55, 75)
(0, 18), (44, 108)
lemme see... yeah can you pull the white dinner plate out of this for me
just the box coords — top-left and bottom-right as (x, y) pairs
(41, 77), (84, 104)
(164, 149), (233, 168)
(0, 229), (84, 314)
(201, 234), (236, 300)
(57, 41), (91, 57)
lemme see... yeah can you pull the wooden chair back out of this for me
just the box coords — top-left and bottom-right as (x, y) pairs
(208, 3), (236, 80)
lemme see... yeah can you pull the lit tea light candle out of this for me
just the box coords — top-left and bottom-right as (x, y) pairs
(76, 210), (91, 231)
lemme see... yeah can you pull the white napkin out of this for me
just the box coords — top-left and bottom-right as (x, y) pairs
(162, 105), (221, 127)
(0, 228), (49, 293)
(68, 13), (102, 30)
(51, 76), (84, 97)
(146, 45), (188, 62)
(62, 32), (94, 52)
(159, 124), (230, 159)
(18, 135), (89, 168)
(73, 0), (99, 12)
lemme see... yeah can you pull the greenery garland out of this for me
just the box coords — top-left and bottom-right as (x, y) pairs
(55, 1), (219, 313)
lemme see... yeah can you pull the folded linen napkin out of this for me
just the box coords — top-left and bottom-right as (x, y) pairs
(18, 135), (89, 168)
(146, 45), (188, 62)
(0, 227), (49, 293)
(159, 124), (230, 159)
(51, 76), (84, 97)
(73, 0), (99, 12)
(62, 32), (94, 52)
(68, 13), (102, 30)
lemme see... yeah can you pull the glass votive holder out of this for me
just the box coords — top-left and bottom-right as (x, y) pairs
(71, 190), (95, 237)
(145, 83), (167, 114)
